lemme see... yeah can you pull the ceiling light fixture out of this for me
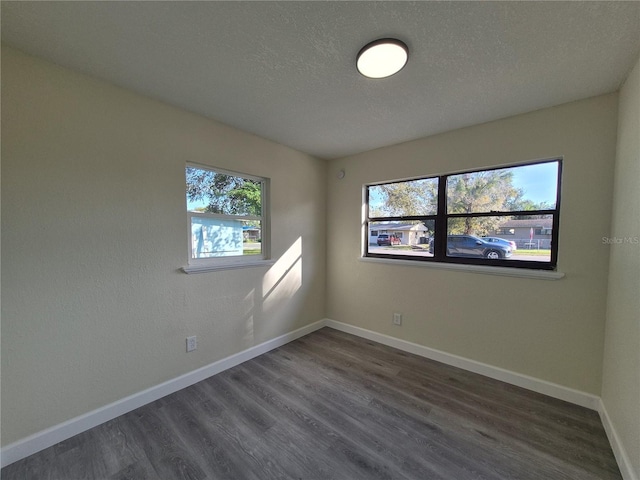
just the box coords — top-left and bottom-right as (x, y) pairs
(357, 38), (408, 79)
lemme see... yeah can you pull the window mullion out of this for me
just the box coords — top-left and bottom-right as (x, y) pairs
(446, 210), (554, 219)
(435, 175), (447, 259)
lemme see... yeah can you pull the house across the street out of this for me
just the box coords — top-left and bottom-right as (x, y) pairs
(369, 223), (430, 246)
(496, 218), (553, 249)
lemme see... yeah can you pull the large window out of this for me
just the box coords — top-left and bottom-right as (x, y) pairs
(186, 164), (269, 266)
(365, 159), (562, 270)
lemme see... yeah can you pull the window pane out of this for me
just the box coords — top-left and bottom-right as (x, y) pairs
(368, 220), (435, 258)
(369, 178), (438, 217)
(186, 166), (262, 216)
(447, 162), (558, 214)
(444, 215), (552, 262)
(191, 217), (261, 258)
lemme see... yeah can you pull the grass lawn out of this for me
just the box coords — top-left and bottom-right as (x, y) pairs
(512, 249), (550, 256)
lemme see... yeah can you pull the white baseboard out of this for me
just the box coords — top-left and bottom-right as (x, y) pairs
(0, 319), (327, 468)
(324, 319), (601, 410)
(3, 318), (628, 476)
(598, 399), (639, 480)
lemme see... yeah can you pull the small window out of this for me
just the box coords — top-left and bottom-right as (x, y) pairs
(186, 164), (269, 266)
(365, 159), (562, 270)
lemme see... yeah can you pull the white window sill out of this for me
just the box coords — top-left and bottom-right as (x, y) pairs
(182, 259), (276, 274)
(359, 256), (565, 280)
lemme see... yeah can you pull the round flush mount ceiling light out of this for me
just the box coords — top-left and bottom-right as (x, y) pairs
(357, 38), (408, 79)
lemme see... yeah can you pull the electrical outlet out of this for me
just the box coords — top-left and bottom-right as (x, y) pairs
(186, 335), (197, 352)
(393, 313), (402, 326)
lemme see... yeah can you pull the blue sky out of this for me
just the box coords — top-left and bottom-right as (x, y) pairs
(509, 162), (558, 205)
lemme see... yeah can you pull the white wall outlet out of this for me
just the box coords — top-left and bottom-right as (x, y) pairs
(393, 312), (402, 326)
(186, 335), (197, 352)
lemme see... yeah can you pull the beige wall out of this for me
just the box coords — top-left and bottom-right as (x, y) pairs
(602, 55), (640, 479)
(327, 94), (619, 395)
(0, 47), (327, 446)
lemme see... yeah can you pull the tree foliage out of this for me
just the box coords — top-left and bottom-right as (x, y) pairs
(447, 171), (518, 214)
(373, 170), (553, 237)
(446, 170), (520, 234)
(371, 179), (438, 217)
(510, 200), (555, 219)
(186, 168), (261, 216)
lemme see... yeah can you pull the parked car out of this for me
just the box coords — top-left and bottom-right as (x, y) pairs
(429, 235), (512, 259)
(377, 234), (401, 246)
(482, 236), (517, 251)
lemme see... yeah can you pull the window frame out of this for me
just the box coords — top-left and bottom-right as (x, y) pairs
(186, 163), (270, 269)
(364, 158), (562, 271)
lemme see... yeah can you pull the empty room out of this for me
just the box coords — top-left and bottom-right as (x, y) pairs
(1, 2), (639, 479)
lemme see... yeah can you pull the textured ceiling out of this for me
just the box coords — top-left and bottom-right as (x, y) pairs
(2, 1), (639, 159)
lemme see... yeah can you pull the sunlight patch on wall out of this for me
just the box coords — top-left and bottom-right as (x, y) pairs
(263, 237), (303, 313)
(242, 289), (256, 346)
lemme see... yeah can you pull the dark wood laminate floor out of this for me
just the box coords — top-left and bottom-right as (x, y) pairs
(2, 328), (622, 480)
